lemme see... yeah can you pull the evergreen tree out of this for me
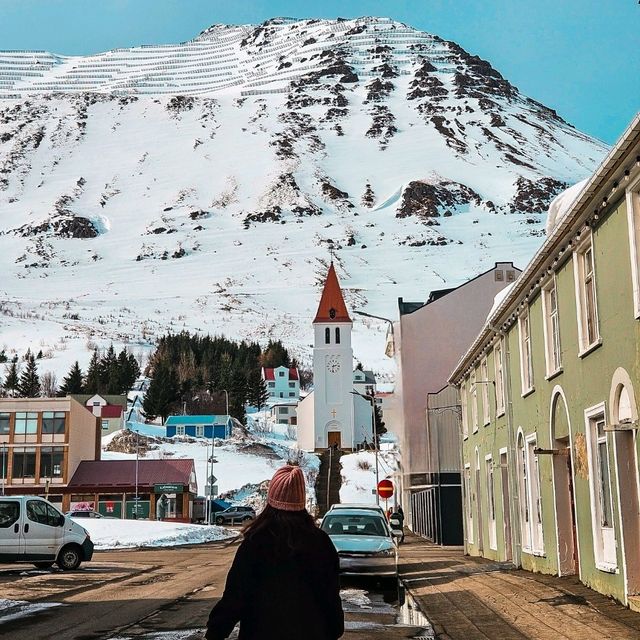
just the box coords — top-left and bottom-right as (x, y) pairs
(59, 361), (84, 395)
(260, 340), (290, 368)
(374, 403), (387, 442)
(228, 367), (248, 425)
(0, 350), (7, 364)
(84, 349), (101, 394)
(17, 353), (41, 398)
(143, 363), (180, 422)
(4, 361), (19, 397)
(247, 369), (269, 412)
(100, 344), (119, 393)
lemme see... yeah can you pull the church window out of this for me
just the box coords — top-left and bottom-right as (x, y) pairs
(325, 328), (331, 344)
(335, 328), (341, 344)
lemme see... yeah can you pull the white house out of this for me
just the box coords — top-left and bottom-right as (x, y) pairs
(297, 263), (374, 451)
(262, 366), (300, 402)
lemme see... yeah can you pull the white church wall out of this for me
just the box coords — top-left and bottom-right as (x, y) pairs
(296, 392), (315, 451)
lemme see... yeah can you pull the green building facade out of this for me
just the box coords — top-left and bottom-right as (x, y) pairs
(450, 113), (640, 608)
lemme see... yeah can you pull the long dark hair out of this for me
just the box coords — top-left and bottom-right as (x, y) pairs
(243, 504), (318, 554)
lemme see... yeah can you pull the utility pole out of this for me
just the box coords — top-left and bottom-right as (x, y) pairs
(1, 443), (5, 495)
(134, 426), (139, 519)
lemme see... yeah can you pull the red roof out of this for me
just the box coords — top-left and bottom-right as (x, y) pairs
(263, 367), (299, 381)
(101, 405), (123, 418)
(313, 263), (351, 324)
(68, 459), (195, 489)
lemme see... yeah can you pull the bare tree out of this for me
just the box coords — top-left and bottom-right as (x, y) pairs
(40, 371), (58, 398)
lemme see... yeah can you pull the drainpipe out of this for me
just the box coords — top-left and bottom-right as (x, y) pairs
(503, 334), (522, 568)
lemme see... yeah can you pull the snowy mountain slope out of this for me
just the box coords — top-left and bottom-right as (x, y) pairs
(0, 17), (608, 377)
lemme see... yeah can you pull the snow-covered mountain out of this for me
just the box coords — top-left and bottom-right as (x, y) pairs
(0, 17), (608, 377)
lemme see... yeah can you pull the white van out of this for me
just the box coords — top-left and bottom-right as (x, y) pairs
(0, 496), (94, 570)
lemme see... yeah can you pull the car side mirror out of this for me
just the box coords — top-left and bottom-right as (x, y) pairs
(391, 529), (403, 538)
(58, 515), (66, 527)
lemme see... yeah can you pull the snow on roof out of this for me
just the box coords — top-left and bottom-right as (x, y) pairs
(545, 178), (590, 235)
(487, 281), (518, 320)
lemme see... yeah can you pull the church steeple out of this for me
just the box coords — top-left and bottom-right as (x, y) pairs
(313, 263), (351, 324)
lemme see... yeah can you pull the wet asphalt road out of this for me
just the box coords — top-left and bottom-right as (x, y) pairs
(0, 543), (432, 639)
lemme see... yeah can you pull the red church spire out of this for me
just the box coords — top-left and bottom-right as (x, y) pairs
(313, 263), (351, 324)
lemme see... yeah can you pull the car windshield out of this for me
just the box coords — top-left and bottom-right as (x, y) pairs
(322, 514), (389, 537)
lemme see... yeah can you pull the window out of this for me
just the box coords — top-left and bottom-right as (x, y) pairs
(464, 464), (473, 544)
(495, 270), (504, 281)
(14, 412), (38, 435)
(461, 382), (469, 439)
(481, 358), (490, 425)
(42, 411), (66, 434)
(574, 236), (600, 353)
(325, 327), (331, 344)
(196, 425), (204, 437)
(289, 392), (295, 397)
(0, 501), (20, 528)
(176, 425), (185, 436)
(101, 420), (109, 430)
(288, 382), (296, 388)
(585, 405), (617, 570)
(470, 372), (478, 433)
(335, 328), (341, 344)
(518, 310), (534, 394)
(625, 178), (640, 317)
(0, 448), (6, 480)
(506, 270), (516, 282)
(494, 342), (505, 415)
(278, 371), (285, 377)
(27, 500), (61, 527)
(268, 381), (275, 388)
(280, 407), (289, 414)
(12, 447), (36, 478)
(0, 413), (9, 435)
(542, 278), (562, 375)
(517, 433), (544, 554)
(486, 456), (497, 550)
(39, 447), (64, 478)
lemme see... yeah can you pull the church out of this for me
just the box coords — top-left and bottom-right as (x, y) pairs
(296, 263), (375, 452)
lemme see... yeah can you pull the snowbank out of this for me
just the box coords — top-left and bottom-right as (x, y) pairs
(0, 599), (62, 624)
(75, 518), (236, 550)
(339, 450), (399, 505)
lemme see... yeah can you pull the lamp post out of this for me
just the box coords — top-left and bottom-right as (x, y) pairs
(353, 310), (395, 358)
(134, 425), (139, 520)
(351, 389), (379, 504)
(206, 388), (228, 525)
(1, 443), (5, 496)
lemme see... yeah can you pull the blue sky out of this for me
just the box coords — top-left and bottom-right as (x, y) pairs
(0, 0), (637, 144)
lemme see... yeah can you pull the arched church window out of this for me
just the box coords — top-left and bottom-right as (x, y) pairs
(335, 328), (341, 344)
(325, 327), (331, 344)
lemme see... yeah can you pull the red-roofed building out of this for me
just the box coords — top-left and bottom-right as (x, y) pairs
(262, 366), (300, 402)
(66, 458), (197, 521)
(70, 393), (127, 435)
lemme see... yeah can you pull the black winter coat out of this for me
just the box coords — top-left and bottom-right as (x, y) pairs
(206, 526), (344, 640)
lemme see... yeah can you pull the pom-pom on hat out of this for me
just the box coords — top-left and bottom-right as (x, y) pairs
(267, 465), (306, 511)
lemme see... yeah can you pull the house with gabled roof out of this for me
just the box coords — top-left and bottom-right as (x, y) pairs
(262, 366), (300, 402)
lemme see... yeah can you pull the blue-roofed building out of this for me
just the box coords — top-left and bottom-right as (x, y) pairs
(164, 415), (233, 439)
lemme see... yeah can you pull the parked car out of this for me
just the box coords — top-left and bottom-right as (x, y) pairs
(66, 510), (104, 519)
(321, 507), (399, 583)
(328, 503), (387, 519)
(0, 496), (94, 570)
(214, 506), (256, 525)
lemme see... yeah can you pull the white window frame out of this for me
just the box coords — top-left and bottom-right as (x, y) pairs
(101, 420), (109, 431)
(470, 371), (479, 433)
(584, 402), (618, 572)
(518, 309), (534, 395)
(517, 431), (544, 555)
(494, 340), (505, 416)
(573, 233), (601, 355)
(196, 425), (204, 437)
(485, 454), (497, 550)
(481, 357), (490, 426)
(461, 381), (469, 439)
(176, 425), (185, 436)
(541, 276), (562, 377)
(625, 174), (640, 318)
(464, 463), (474, 544)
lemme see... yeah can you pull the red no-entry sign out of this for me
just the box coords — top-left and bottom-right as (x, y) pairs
(377, 479), (394, 499)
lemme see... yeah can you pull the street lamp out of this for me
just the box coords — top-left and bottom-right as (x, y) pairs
(351, 389), (380, 505)
(205, 389), (229, 525)
(353, 310), (395, 357)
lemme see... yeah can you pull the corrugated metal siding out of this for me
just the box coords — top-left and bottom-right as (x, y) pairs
(427, 385), (461, 473)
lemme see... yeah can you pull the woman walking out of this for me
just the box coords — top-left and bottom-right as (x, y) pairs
(206, 465), (344, 640)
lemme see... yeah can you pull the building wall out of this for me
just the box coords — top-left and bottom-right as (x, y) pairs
(458, 190), (640, 604)
(266, 366), (300, 400)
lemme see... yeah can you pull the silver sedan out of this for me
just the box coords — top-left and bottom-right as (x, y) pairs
(321, 508), (399, 578)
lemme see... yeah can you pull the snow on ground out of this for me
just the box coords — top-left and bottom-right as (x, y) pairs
(0, 599), (62, 624)
(74, 518), (235, 550)
(339, 448), (399, 505)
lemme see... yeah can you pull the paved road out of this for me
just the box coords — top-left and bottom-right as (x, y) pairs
(0, 541), (431, 639)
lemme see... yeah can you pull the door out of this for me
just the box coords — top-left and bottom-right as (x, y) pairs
(500, 452), (512, 562)
(566, 452), (580, 575)
(23, 499), (62, 561)
(0, 499), (23, 562)
(475, 466), (484, 553)
(328, 431), (341, 449)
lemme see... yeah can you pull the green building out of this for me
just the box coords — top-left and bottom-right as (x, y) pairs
(449, 113), (640, 609)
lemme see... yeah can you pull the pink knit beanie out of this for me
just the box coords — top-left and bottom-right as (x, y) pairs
(267, 465), (306, 511)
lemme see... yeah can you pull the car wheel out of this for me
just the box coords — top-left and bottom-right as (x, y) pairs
(33, 562), (54, 569)
(215, 516), (224, 525)
(57, 545), (82, 571)
(242, 516), (252, 522)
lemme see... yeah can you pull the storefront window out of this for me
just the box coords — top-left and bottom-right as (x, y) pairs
(40, 447), (64, 478)
(42, 412), (66, 434)
(12, 447), (36, 478)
